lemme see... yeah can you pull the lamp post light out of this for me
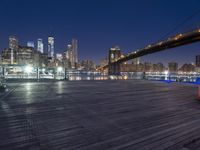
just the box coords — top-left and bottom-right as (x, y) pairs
(57, 67), (63, 80)
(25, 66), (33, 73)
(25, 66), (33, 78)
(57, 67), (63, 72)
(164, 70), (170, 82)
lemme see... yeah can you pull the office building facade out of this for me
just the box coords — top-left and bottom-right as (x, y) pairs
(37, 39), (44, 53)
(48, 36), (54, 58)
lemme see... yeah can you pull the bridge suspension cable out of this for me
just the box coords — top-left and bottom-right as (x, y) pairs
(160, 9), (200, 40)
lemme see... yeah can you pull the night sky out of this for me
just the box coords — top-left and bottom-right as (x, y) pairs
(0, 0), (200, 65)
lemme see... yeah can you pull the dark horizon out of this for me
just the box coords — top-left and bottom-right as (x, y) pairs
(1, 0), (200, 65)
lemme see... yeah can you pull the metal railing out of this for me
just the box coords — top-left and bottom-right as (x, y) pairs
(0, 65), (108, 81)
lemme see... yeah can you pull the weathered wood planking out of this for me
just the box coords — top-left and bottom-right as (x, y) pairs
(0, 80), (200, 150)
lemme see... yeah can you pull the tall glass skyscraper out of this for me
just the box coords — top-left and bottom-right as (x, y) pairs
(37, 39), (44, 53)
(48, 36), (54, 58)
(65, 39), (78, 69)
(72, 39), (78, 65)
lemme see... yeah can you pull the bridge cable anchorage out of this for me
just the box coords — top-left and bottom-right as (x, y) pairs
(159, 9), (200, 41)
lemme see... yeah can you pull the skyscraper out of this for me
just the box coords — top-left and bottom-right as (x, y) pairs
(72, 39), (78, 65)
(37, 39), (44, 53)
(66, 44), (72, 59)
(64, 39), (78, 69)
(48, 36), (54, 58)
(67, 44), (73, 68)
(9, 36), (18, 50)
(9, 36), (18, 64)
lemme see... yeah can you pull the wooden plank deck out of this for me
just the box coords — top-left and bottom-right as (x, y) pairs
(0, 80), (200, 150)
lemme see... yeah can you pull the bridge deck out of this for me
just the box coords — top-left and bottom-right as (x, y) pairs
(0, 80), (200, 150)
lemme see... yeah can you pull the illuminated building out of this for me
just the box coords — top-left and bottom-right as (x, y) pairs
(2, 36), (18, 64)
(121, 64), (137, 72)
(81, 60), (96, 71)
(1, 36), (47, 66)
(132, 57), (140, 65)
(2, 48), (15, 64)
(48, 36), (54, 58)
(152, 63), (165, 72)
(63, 39), (78, 69)
(54, 53), (63, 67)
(179, 63), (195, 72)
(37, 39), (44, 53)
(27, 41), (35, 48)
(56, 53), (63, 61)
(17, 46), (34, 65)
(168, 62), (178, 73)
(196, 55), (200, 67)
(72, 39), (78, 67)
(9, 36), (18, 50)
(9, 36), (18, 64)
(144, 62), (152, 72)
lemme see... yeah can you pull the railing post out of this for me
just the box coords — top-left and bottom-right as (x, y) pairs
(64, 68), (67, 80)
(37, 67), (39, 81)
(54, 68), (56, 80)
(2, 67), (5, 78)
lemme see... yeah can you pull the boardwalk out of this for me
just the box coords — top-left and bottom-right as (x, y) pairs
(0, 80), (200, 150)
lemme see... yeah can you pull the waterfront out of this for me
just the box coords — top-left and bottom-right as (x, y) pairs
(0, 80), (200, 149)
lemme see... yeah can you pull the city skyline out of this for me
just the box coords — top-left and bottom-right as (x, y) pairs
(0, 0), (200, 64)
(1, 35), (199, 66)
(1, 1), (200, 149)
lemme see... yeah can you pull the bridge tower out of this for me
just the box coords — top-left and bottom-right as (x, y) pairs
(108, 46), (121, 75)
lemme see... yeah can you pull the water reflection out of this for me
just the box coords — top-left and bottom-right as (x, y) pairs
(57, 81), (63, 94)
(24, 83), (34, 104)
